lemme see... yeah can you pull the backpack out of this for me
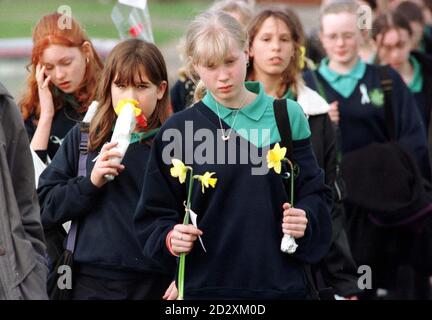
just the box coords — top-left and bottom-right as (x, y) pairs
(339, 66), (432, 229)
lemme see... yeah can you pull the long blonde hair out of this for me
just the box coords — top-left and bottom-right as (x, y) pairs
(184, 10), (248, 102)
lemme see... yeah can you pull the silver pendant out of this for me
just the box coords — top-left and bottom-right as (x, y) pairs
(221, 135), (229, 141)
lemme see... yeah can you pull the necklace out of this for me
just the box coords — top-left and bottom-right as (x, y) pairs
(215, 92), (248, 141)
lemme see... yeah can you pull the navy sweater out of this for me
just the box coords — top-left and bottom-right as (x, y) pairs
(38, 125), (174, 280)
(134, 102), (333, 299)
(304, 64), (431, 179)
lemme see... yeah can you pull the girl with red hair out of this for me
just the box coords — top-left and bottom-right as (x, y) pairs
(19, 12), (103, 163)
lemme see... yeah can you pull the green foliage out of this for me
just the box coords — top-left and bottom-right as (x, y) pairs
(0, 0), (209, 44)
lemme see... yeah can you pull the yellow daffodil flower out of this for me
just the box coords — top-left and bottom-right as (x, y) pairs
(170, 159), (188, 184)
(114, 98), (142, 117)
(267, 143), (287, 174)
(196, 172), (218, 193)
(299, 46), (306, 70)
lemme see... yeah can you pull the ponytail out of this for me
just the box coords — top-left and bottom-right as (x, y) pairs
(193, 80), (207, 103)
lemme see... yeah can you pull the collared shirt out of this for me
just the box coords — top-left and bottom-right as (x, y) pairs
(130, 128), (160, 144)
(202, 81), (310, 147)
(408, 55), (423, 93)
(318, 58), (367, 98)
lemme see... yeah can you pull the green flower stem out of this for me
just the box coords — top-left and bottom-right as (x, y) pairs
(178, 167), (194, 300)
(284, 158), (294, 206)
(185, 167), (194, 215)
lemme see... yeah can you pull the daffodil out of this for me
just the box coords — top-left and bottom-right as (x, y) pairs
(114, 98), (139, 115)
(266, 143), (299, 254)
(115, 98), (148, 128)
(267, 143), (287, 174)
(195, 172), (217, 193)
(170, 159), (188, 184)
(299, 46), (306, 70)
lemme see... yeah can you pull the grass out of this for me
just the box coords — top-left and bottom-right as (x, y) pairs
(0, 0), (210, 44)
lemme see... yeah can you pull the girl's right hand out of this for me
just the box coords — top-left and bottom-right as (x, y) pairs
(90, 141), (125, 188)
(35, 63), (55, 119)
(170, 224), (203, 255)
(328, 101), (340, 125)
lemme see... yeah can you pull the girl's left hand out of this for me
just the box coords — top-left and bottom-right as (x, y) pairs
(282, 202), (308, 239)
(163, 281), (178, 300)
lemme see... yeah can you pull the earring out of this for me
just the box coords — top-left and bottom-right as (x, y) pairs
(86, 57), (89, 64)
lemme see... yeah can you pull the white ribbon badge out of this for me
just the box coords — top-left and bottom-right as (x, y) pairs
(359, 83), (370, 105)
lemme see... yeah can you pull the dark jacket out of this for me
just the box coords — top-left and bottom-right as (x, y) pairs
(0, 82), (48, 299)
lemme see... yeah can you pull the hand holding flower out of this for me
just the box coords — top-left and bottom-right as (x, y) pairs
(170, 224), (203, 255)
(282, 203), (308, 239)
(267, 143), (301, 254)
(91, 141), (125, 188)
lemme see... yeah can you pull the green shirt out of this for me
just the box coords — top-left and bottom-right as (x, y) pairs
(408, 55), (423, 93)
(318, 58), (367, 98)
(202, 81), (311, 147)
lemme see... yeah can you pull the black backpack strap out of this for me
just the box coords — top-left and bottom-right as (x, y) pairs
(273, 99), (321, 300)
(66, 123), (89, 253)
(273, 99), (293, 161)
(378, 66), (396, 141)
(428, 110), (432, 172)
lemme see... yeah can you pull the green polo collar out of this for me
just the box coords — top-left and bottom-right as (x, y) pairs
(318, 58), (366, 98)
(408, 55), (423, 93)
(202, 81), (266, 121)
(319, 57), (366, 81)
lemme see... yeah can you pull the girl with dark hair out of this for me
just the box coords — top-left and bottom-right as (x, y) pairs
(38, 39), (173, 299)
(247, 7), (360, 299)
